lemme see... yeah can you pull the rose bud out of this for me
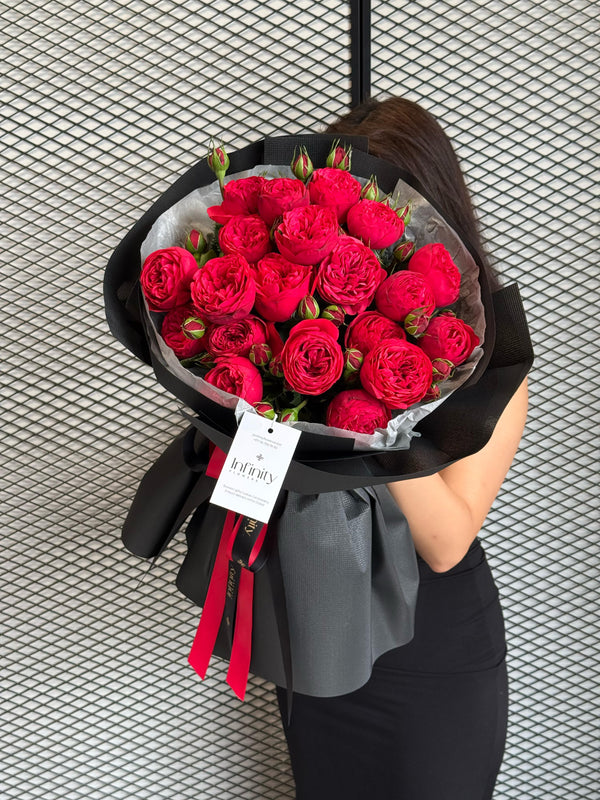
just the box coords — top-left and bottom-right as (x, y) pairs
(360, 175), (380, 201)
(279, 400), (307, 424)
(343, 348), (364, 383)
(393, 240), (416, 263)
(249, 342), (272, 368)
(207, 140), (229, 191)
(395, 201), (412, 225)
(268, 354), (284, 378)
(291, 145), (314, 181)
(254, 401), (276, 420)
(296, 295), (320, 320)
(404, 306), (433, 337)
(431, 358), (454, 383)
(185, 229), (207, 258)
(326, 139), (352, 171)
(419, 313), (479, 367)
(344, 348), (364, 372)
(423, 383), (441, 402)
(321, 304), (346, 326)
(326, 388), (391, 434)
(408, 243), (461, 307)
(182, 316), (207, 340)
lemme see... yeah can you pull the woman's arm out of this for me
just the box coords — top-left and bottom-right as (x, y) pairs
(386, 377), (529, 572)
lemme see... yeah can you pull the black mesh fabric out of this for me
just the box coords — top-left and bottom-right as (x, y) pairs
(1, 0), (597, 798)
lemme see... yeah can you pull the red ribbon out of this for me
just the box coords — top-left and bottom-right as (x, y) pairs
(188, 446), (267, 700)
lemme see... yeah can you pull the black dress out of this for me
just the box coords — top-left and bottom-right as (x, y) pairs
(277, 538), (508, 800)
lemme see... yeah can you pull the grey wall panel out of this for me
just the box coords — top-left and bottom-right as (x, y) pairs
(371, 2), (597, 798)
(1, 2), (350, 798)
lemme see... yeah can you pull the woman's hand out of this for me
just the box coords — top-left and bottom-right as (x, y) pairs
(386, 377), (529, 572)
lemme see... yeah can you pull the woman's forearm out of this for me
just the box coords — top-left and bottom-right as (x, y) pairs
(387, 378), (529, 572)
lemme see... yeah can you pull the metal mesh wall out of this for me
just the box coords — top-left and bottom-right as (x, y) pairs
(371, 1), (598, 798)
(1, 1), (350, 798)
(1, 1), (597, 799)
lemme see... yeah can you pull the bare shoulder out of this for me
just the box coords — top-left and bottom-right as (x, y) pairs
(439, 377), (529, 529)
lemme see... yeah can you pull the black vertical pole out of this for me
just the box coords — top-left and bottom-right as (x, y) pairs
(350, 0), (371, 107)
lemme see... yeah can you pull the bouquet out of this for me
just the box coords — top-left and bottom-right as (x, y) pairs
(137, 140), (485, 452)
(139, 141), (483, 442)
(105, 133), (532, 699)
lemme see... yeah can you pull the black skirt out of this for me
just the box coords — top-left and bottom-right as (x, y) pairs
(277, 538), (508, 800)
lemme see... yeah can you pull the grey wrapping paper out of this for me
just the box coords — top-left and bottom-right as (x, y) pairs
(244, 485), (419, 697)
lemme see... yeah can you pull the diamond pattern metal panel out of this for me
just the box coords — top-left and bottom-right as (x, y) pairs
(372, 2), (598, 798)
(1, 1), (350, 798)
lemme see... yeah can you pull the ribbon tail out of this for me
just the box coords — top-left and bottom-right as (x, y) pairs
(188, 510), (236, 679)
(226, 567), (254, 700)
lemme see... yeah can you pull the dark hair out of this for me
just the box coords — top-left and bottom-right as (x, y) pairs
(326, 97), (500, 290)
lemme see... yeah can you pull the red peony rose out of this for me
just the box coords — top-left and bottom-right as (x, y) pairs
(346, 200), (405, 249)
(326, 388), (391, 434)
(253, 252), (313, 322)
(207, 176), (265, 225)
(257, 177), (310, 227)
(190, 253), (256, 323)
(315, 237), (387, 315)
(280, 318), (344, 395)
(419, 312), (479, 366)
(408, 243), (461, 306)
(360, 339), (433, 409)
(161, 304), (206, 358)
(345, 311), (406, 355)
(308, 167), (362, 223)
(204, 356), (263, 404)
(218, 214), (271, 263)
(206, 315), (268, 358)
(140, 247), (198, 312)
(375, 270), (436, 323)
(274, 205), (339, 266)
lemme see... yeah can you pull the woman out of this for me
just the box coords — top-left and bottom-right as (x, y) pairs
(276, 97), (529, 799)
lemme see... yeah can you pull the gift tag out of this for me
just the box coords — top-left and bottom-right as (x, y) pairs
(210, 412), (301, 522)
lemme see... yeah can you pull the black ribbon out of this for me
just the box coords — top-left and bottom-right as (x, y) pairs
(223, 515), (267, 647)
